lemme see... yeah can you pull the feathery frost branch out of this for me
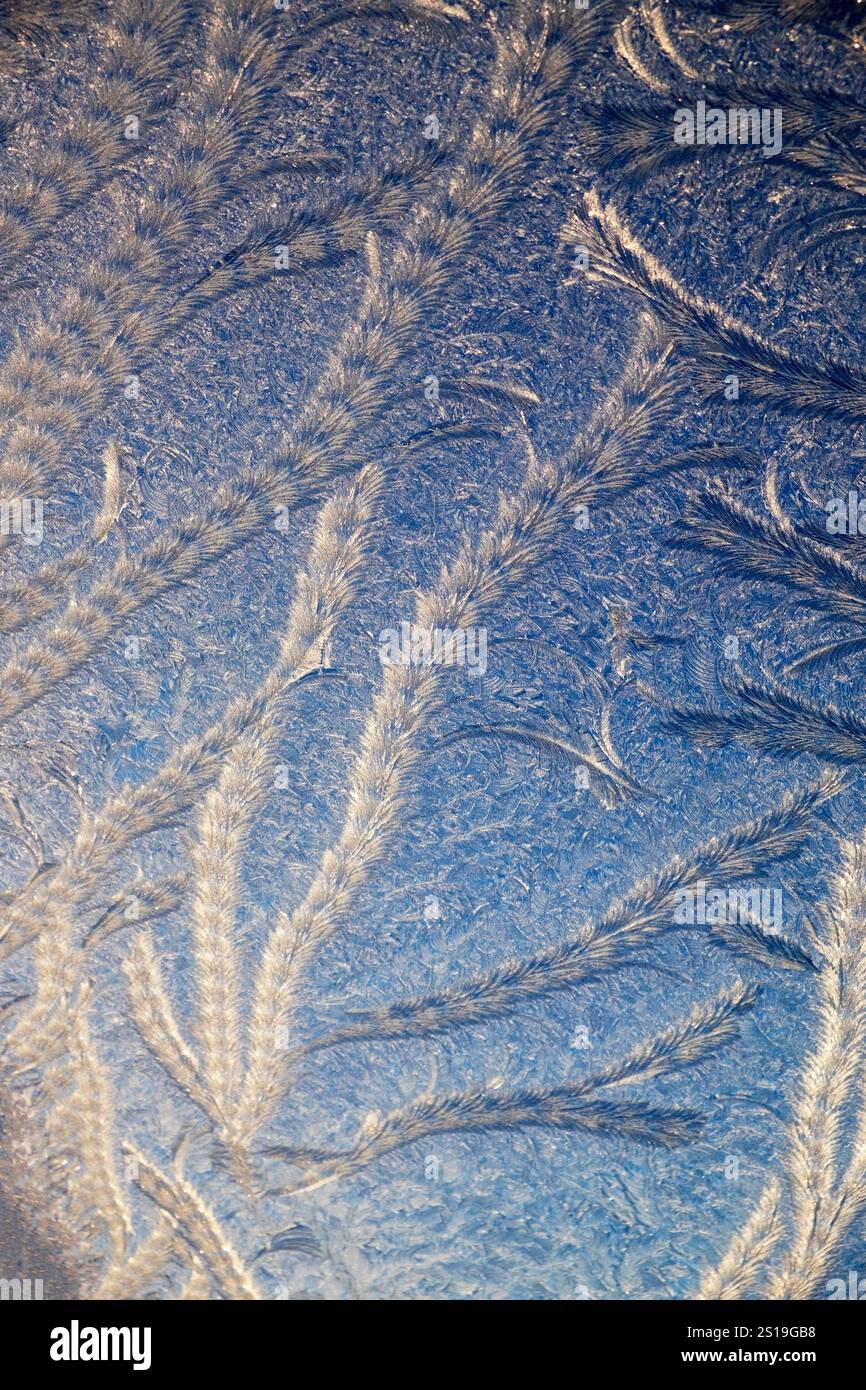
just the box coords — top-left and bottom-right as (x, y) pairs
(711, 0), (864, 38)
(0, 0), (620, 725)
(233, 314), (685, 1139)
(269, 1086), (706, 1196)
(185, 465), (386, 1139)
(0, 0), (458, 514)
(296, 779), (834, 1059)
(562, 191), (866, 421)
(585, 79), (866, 181)
(166, 146), (449, 327)
(699, 829), (866, 1299)
(125, 1143), (261, 1299)
(0, 0), (189, 282)
(269, 984), (761, 1197)
(655, 667), (866, 765)
(671, 482), (866, 628)
(435, 720), (652, 808)
(696, 1179), (784, 1300)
